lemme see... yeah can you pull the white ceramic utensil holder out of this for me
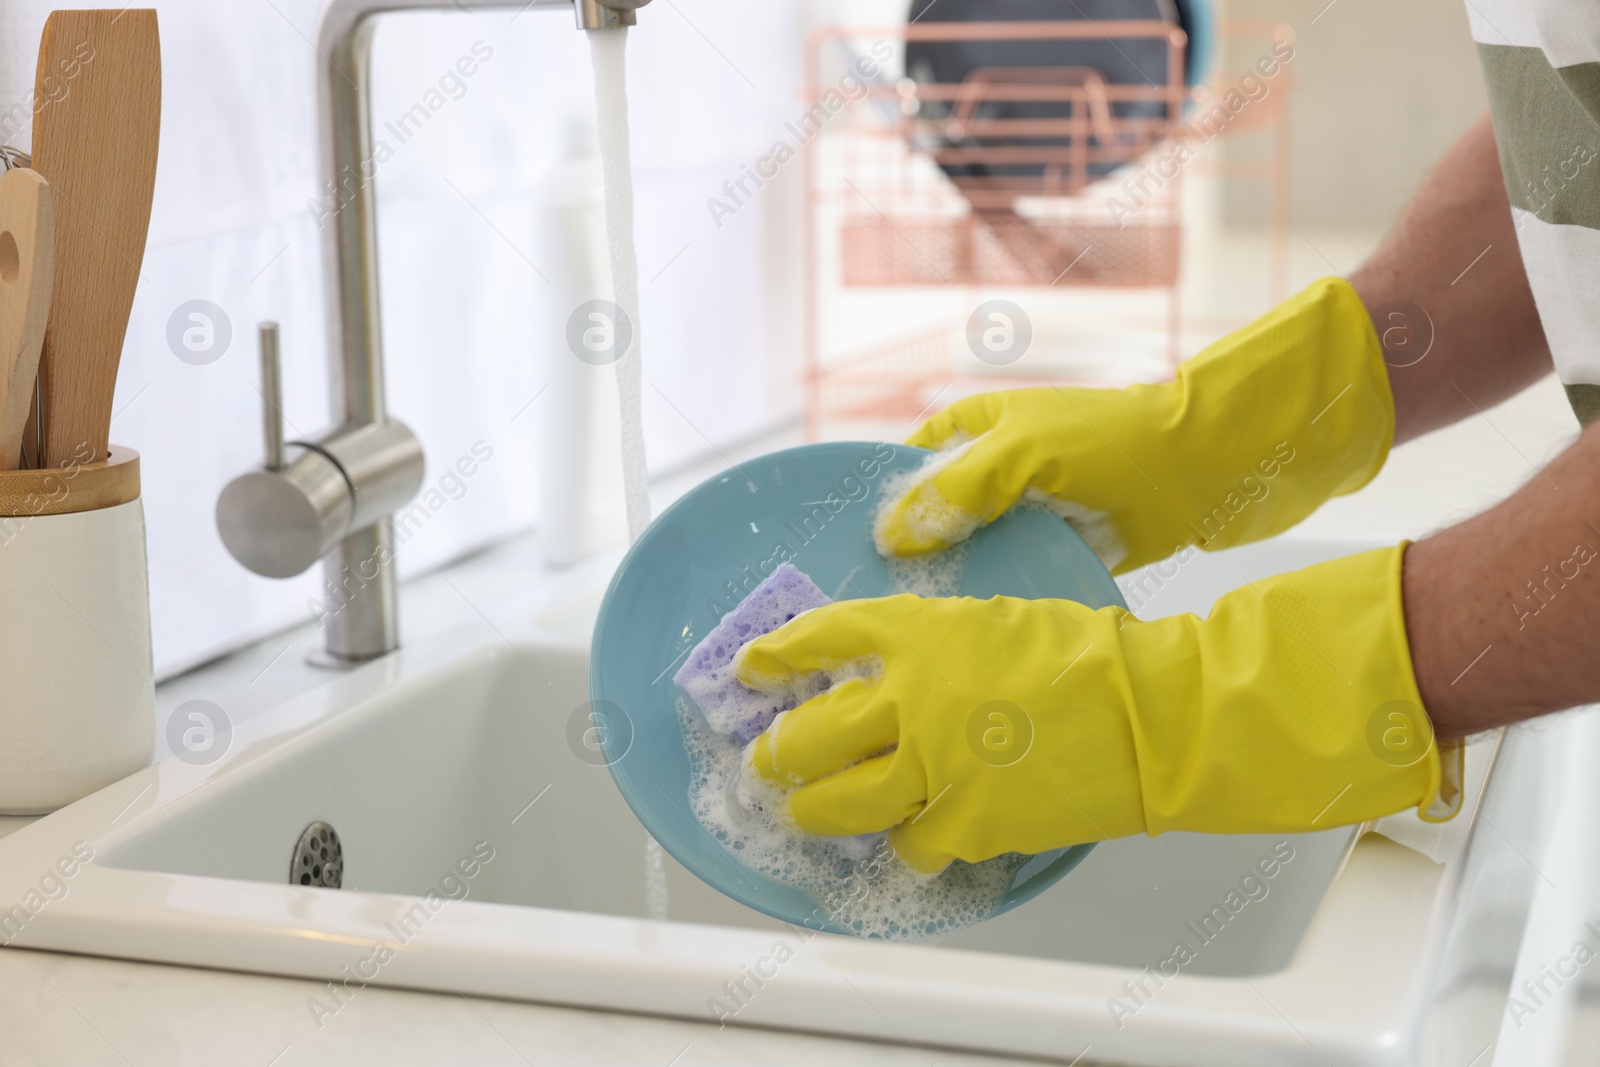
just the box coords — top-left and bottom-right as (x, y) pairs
(0, 447), (153, 814)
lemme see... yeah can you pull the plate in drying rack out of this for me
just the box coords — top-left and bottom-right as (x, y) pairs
(589, 442), (1126, 935)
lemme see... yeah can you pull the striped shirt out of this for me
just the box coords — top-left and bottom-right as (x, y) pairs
(1470, 0), (1600, 424)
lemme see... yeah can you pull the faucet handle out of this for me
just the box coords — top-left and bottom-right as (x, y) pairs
(217, 321), (356, 580)
(216, 316), (425, 585)
(216, 323), (422, 581)
(259, 322), (285, 472)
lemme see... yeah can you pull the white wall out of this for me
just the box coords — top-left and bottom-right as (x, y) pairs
(1218, 0), (1487, 228)
(0, 0), (813, 676)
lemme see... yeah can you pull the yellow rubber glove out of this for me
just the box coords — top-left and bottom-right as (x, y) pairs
(877, 277), (1392, 574)
(737, 546), (1457, 874)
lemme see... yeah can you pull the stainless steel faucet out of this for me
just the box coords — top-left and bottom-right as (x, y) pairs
(217, 0), (651, 666)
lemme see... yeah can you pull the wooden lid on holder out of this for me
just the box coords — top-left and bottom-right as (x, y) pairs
(0, 446), (140, 518)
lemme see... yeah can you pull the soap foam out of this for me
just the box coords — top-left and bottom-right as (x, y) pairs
(884, 540), (971, 598)
(679, 696), (1028, 939)
(874, 439), (1127, 572)
(871, 439), (984, 557)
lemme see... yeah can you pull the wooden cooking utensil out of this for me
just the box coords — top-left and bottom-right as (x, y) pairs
(31, 9), (160, 468)
(0, 168), (54, 471)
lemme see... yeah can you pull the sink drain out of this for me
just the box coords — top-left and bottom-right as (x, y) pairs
(290, 821), (343, 888)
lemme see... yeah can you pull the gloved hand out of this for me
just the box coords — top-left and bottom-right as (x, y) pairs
(876, 277), (1393, 574)
(737, 545), (1459, 874)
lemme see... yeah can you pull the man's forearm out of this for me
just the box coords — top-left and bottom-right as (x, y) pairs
(1405, 420), (1600, 738)
(1349, 112), (1552, 445)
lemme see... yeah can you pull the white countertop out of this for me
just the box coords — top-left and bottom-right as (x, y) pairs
(1, 946), (1018, 1067)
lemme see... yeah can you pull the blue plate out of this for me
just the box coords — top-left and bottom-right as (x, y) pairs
(589, 442), (1126, 935)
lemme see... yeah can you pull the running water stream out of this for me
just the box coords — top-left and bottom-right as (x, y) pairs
(589, 27), (669, 922)
(588, 29), (651, 544)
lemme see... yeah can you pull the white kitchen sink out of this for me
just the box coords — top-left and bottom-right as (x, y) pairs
(0, 533), (1569, 1065)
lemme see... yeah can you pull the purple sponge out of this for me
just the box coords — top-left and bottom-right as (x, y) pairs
(674, 562), (832, 740)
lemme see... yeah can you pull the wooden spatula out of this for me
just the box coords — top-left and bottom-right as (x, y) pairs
(31, 9), (160, 468)
(0, 168), (54, 471)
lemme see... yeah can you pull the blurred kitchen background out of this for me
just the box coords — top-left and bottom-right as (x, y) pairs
(0, 0), (1571, 683)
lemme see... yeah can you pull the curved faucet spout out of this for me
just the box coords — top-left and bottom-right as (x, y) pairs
(216, 0), (650, 666)
(313, 0), (646, 431)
